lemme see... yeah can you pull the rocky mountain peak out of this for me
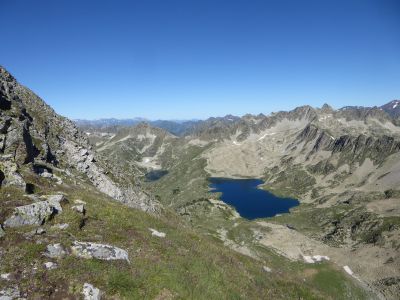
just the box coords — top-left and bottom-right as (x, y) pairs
(381, 100), (400, 118)
(320, 103), (334, 113)
(0, 66), (16, 82)
(0, 66), (159, 213)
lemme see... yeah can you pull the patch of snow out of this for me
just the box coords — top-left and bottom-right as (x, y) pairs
(149, 228), (166, 238)
(232, 141), (241, 146)
(312, 255), (330, 262)
(257, 132), (276, 141)
(302, 255), (315, 263)
(343, 265), (353, 276)
(302, 255), (330, 263)
(393, 102), (398, 109)
(136, 134), (146, 141)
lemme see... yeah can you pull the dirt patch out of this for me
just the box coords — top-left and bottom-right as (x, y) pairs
(366, 198), (400, 217)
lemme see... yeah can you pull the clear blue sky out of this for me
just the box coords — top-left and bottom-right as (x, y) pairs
(1, 0), (399, 120)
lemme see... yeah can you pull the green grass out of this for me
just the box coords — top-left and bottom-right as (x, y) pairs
(0, 179), (371, 299)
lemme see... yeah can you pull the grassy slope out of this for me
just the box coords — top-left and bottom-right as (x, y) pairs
(0, 166), (370, 299)
(143, 145), (370, 299)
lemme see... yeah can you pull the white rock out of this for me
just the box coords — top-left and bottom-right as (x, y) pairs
(40, 171), (53, 178)
(53, 223), (69, 230)
(82, 283), (101, 300)
(0, 273), (11, 281)
(35, 228), (46, 235)
(74, 199), (87, 205)
(44, 262), (57, 270)
(71, 204), (85, 214)
(149, 228), (166, 238)
(71, 242), (129, 262)
(262, 266), (272, 273)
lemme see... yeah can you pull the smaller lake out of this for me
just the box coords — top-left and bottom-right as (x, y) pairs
(145, 170), (168, 181)
(209, 178), (299, 220)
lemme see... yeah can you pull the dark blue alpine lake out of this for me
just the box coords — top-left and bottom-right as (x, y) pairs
(209, 178), (299, 220)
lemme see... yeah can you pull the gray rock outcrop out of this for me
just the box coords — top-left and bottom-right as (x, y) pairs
(44, 262), (57, 270)
(3, 195), (66, 228)
(0, 66), (160, 215)
(0, 285), (20, 300)
(71, 204), (85, 214)
(71, 241), (129, 262)
(44, 243), (68, 259)
(63, 140), (159, 213)
(82, 283), (101, 300)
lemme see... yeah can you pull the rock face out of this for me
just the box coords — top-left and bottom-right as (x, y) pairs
(0, 65), (160, 214)
(71, 241), (129, 262)
(82, 283), (101, 300)
(63, 140), (159, 213)
(0, 286), (20, 299)
(3, 195), (66, 228)
(44, 243), (68, 259)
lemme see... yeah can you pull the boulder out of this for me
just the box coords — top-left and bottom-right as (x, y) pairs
(40, 171), (53, 178)
(24, 227), (46, 238)
(0, 160), (25, 189)
(149, 228), (166, 238)
(46, 194), (67, 205)
(262, 266), (272, 273)
(82, 283), (101, 300)
(0, 273), (11, 281)
(44, 243), (67, 259)
(44, 262), (57, 270)
(3, 195), (66, 228)
(71, 204), (85, 214)
(74, 199), (86, 205)
(0, 286), (20, 299)
(71, 242), (129, 262)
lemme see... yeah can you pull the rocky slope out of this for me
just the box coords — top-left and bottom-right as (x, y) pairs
(0, 66), (158, 213)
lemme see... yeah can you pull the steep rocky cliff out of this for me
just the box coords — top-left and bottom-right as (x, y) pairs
(0, 66), (158, 213)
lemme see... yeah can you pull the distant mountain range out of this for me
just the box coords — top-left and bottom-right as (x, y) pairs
(75, 100), (400, 137)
